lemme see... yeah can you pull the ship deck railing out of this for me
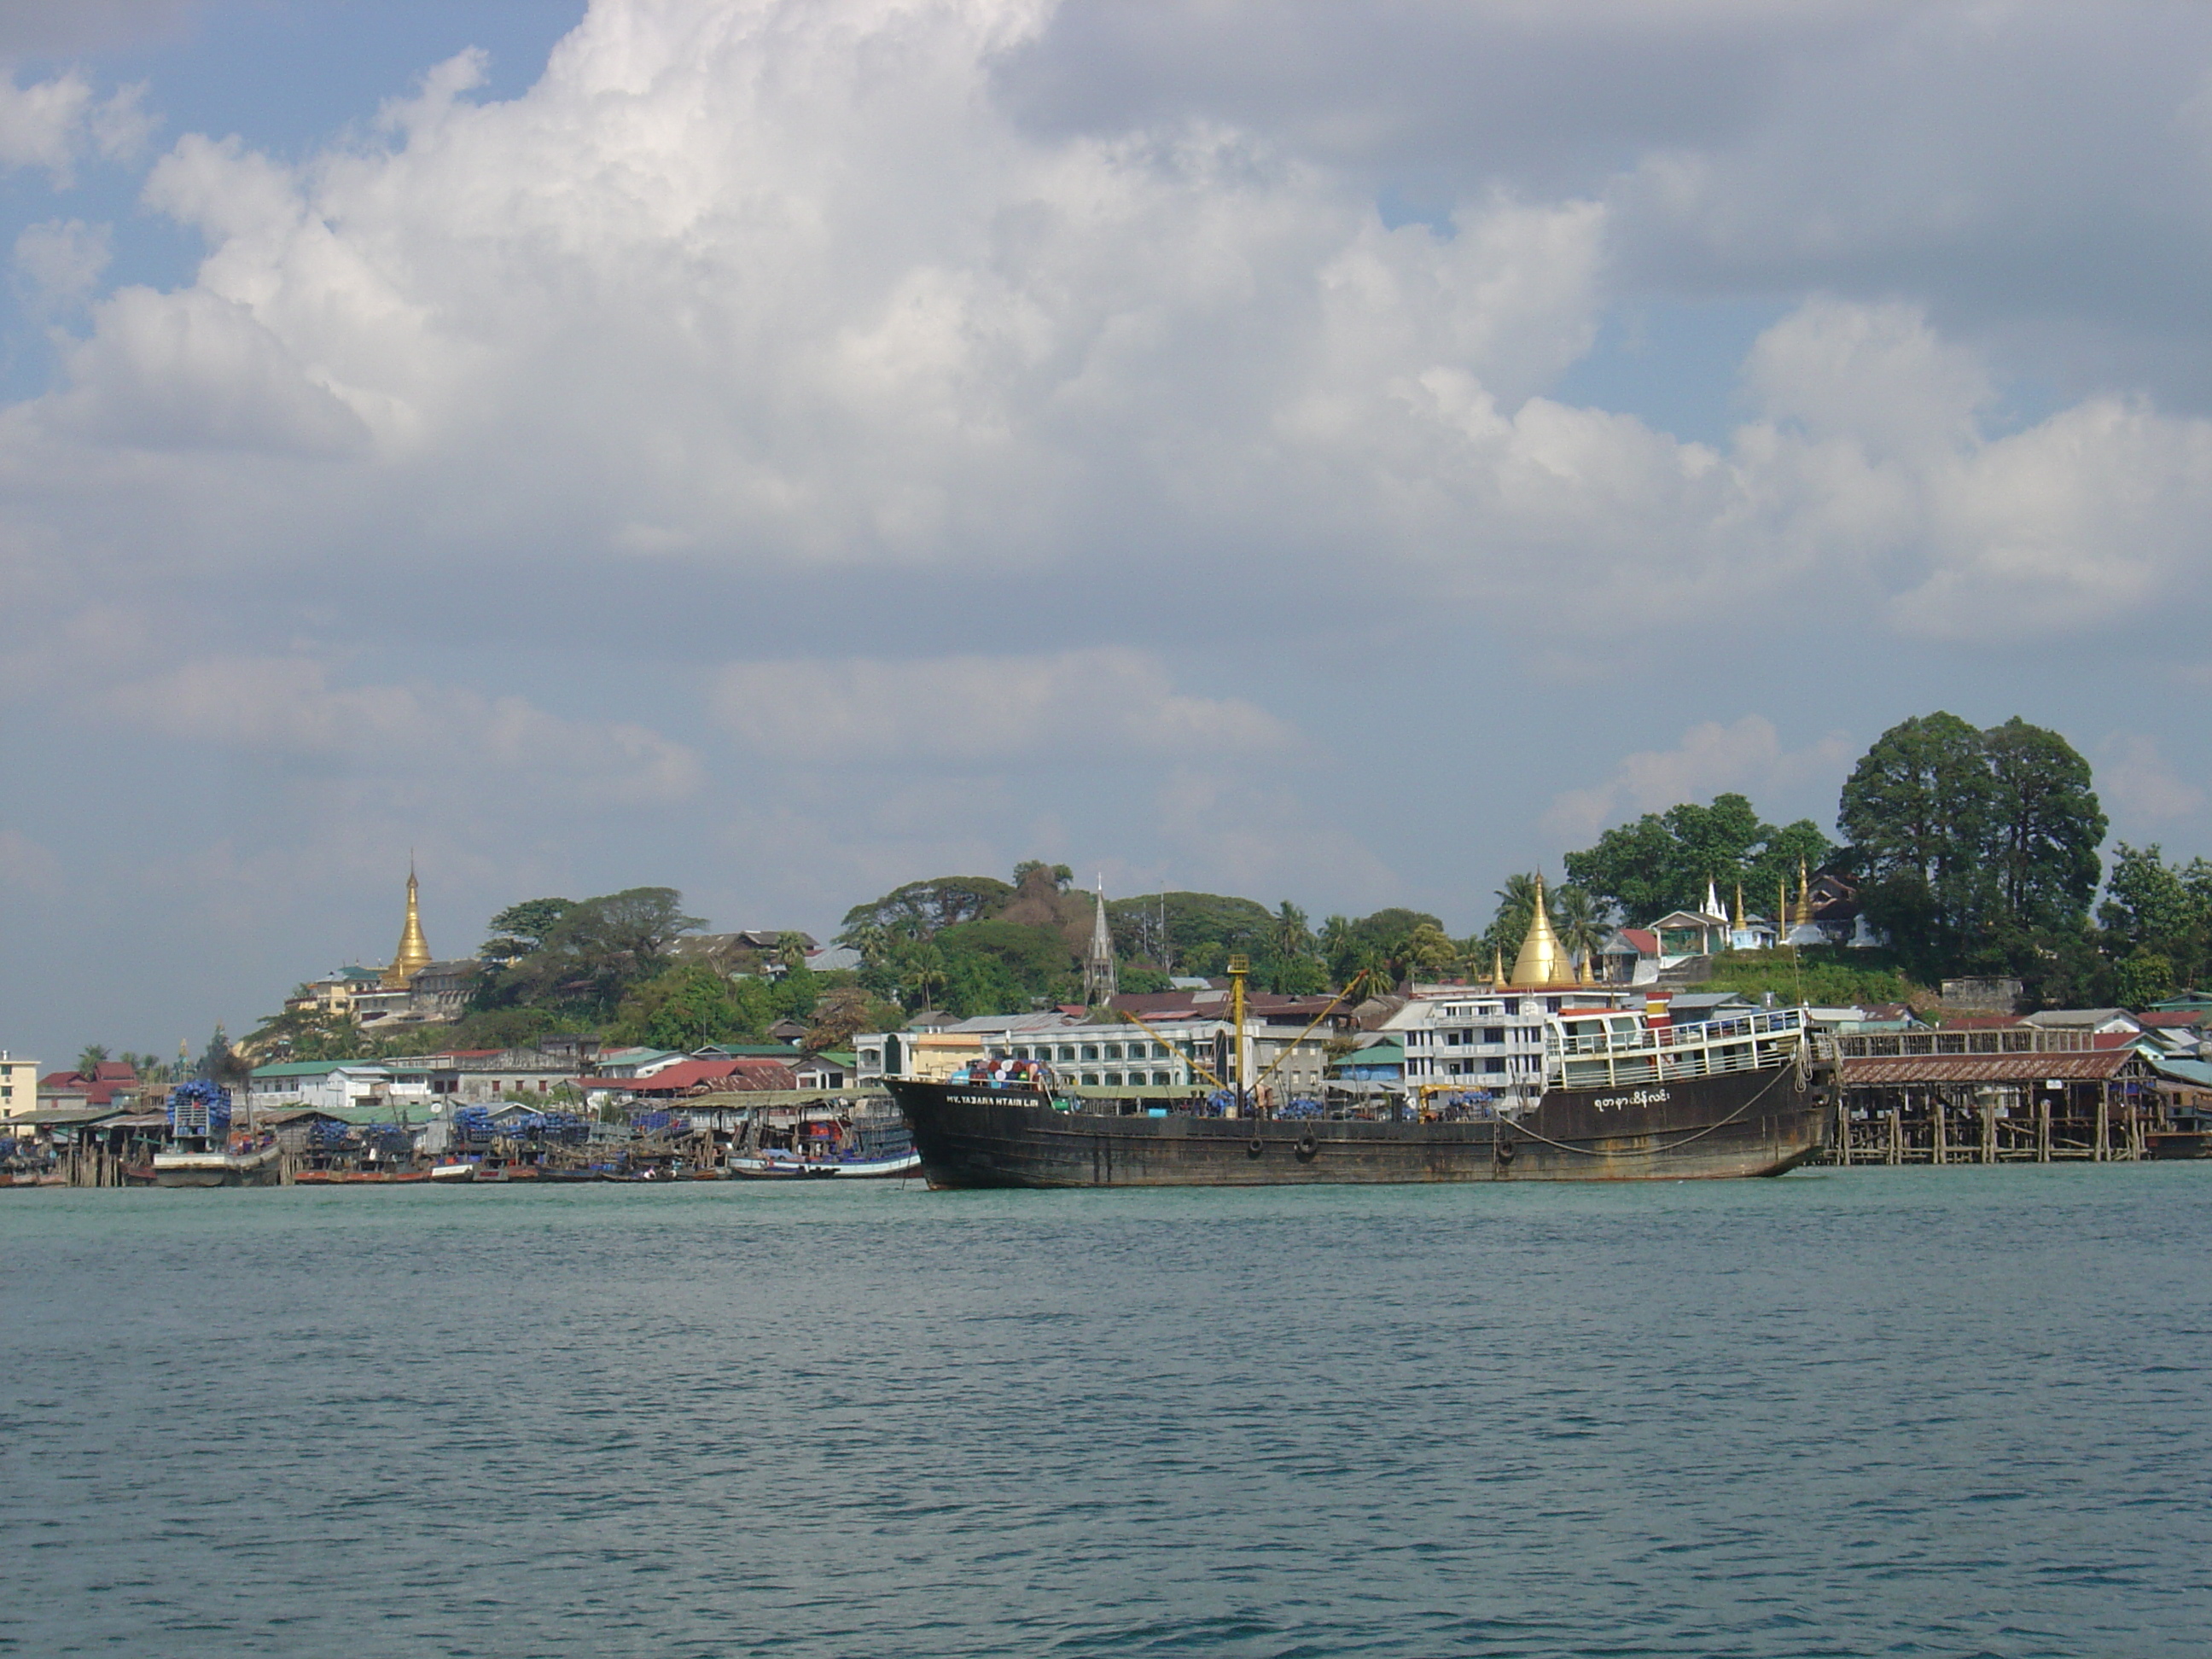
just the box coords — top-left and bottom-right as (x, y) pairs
(1546, 1008), (1809, 1091)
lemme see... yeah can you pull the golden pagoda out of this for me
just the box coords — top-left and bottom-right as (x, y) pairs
(1794, 859), (1814, 927)
(383, 862), (433, 987)
(1506, 873), (1576, 989)
(1490, 946), (1505, 987)
(1732, 882), (1746, 931)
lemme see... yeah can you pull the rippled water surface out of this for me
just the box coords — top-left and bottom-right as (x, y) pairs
(3, 1167), (2209, 1657)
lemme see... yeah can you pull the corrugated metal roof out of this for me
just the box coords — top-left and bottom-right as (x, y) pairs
(2146, 1056), (2212, 1089)
(1840, 1051), (2133, 1085)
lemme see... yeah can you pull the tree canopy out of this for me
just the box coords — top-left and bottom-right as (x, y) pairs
(1840, 713), (2104, 977)
(481, 897), (575, 959)
(1563, 795), (1833, 925)
(841, 876), (1015, 940)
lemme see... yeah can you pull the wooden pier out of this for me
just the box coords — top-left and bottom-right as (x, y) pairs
(1825, 1036), (2154, 1164)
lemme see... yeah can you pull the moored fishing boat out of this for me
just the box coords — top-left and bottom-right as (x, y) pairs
(728, 1148), (923, 1179)
(150, 1080), (283, 1189)
(885, 879), (1831, 1188)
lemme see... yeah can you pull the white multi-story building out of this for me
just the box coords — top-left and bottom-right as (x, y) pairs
(1382, 986), (1645, 1108)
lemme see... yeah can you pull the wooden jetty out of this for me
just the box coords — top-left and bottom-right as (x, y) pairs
(1828, 1027), (2156, 1164)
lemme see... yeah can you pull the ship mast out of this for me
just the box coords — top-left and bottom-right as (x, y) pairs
(1227, 952), (1249, 1118)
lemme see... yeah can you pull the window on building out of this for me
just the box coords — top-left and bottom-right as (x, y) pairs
(1082, 1073), (1099, 1086)
(1105, 1071), (1122, 1086)
(1483, 1027), (1505, 1045)
(1082, 1045), (1099, 1061)
(1103, 1043), (1122, 1061)
(1152, 1070), (1171, 1086)
(1485, 1058), (1506, 1074)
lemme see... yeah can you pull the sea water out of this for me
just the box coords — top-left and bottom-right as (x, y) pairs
(2, 1167), (2208, 1658)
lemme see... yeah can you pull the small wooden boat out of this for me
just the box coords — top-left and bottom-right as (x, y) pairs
(727, 1150), (921, 1180)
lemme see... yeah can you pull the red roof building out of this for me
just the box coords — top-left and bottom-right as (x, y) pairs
(39, 1062), (140, 1107)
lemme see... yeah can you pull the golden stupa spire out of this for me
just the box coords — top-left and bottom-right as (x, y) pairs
(1732, 882), (1746, 930)
(1491, 946), (1505, 987)
(1509, 872), (1574, 989)
(1795, 859), (1813, 927)
(384, 857), (433, 987)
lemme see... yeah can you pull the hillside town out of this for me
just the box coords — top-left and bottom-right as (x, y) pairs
(8, 711), (2212, 1183)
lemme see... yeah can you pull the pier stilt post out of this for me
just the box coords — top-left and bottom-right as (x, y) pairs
(1932, 1088), (1947, 1166)
(2096, 1085), (2110, 1163)
(1889, 1097), (1901, 1164)
(2037, 1092), (2050, 1162)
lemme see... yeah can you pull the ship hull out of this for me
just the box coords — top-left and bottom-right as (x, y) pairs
(887, 1062), (1827, 1187)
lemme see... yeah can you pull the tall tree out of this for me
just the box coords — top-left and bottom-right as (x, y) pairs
(1837, 712), (1995, 946)
(481, 898), (575, 959)
(75, 1044), (109, 1078)
(1839, 713), (2104, 975)
(1983, 716), (2106, 931)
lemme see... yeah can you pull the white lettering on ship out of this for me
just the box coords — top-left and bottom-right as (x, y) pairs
(1592, 1088), (1671, 1111)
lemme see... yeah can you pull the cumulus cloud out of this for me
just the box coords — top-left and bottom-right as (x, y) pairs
(0, 69), (152, 183)
(713, 648), (1295, 760)
(0, 2), (2192, 654)
(103, 656), (702, 805)
(1542, 715), (1855, 842)
(11, 0), (2212, 1055)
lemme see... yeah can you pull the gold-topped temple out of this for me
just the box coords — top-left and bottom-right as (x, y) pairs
(1505, 872), (1578, 989)
(384, 862), (433, 987)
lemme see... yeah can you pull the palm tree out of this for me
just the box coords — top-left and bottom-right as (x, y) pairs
(774, 930), (811, 974)
(1395, 922), (1459, 982)
(899, 943), (948, 1010)
(1551, 885), (1612, 973)
(1491, 874), (1540, 947)
(1269, 901), (1314, 963)
(76, 1043), (109, 1079)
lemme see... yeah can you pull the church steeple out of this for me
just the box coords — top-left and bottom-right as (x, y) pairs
(1080, 879), (1118, 1005)
(384, 859), (432, 987)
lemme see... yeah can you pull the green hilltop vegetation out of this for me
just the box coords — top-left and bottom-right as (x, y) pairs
(224, 710), (2212, 1067)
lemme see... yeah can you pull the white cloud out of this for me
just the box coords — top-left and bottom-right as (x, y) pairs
(102, 656), (702, 806)
(2098, 732), (2205, 825)
(0, 5), (2195, 649)
(13, 218), (112, 314)
(1542, 715), (1855, 842)
(713, 648), (1295, 760)
(0, 69), (151, 184)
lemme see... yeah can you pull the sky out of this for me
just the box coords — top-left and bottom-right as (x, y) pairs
(7, 0), (2212, 1064)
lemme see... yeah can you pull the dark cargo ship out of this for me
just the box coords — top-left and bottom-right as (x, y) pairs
(888, 1003), (1829, 1186)
(885, 881), (1829, 1187)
